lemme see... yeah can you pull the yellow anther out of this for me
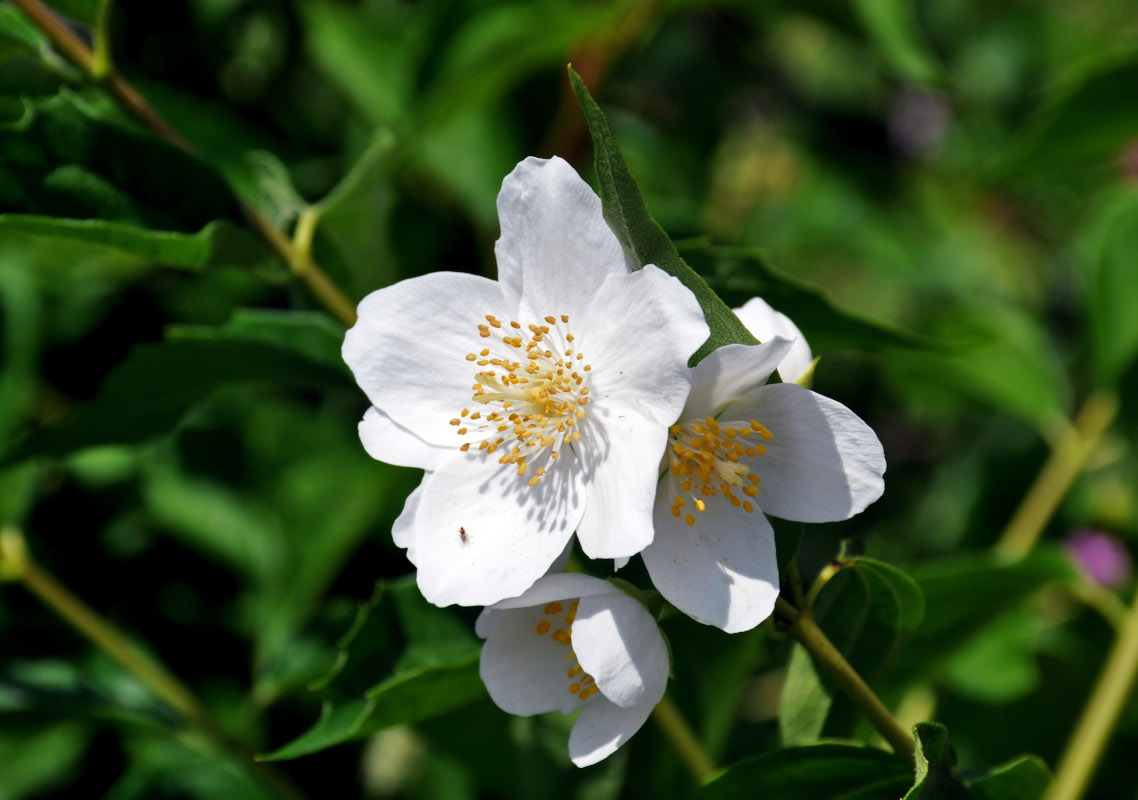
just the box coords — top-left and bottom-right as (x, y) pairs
(569, 683), (581, 694)
(465, 353), (477, 361)
(671, 506), (681, 518)
(544, 602), (563, 615)
(561, 314), (569, 323)
(510, 321), (521, 329)
(685, 514), (695, 526)
(459, 443), (470, 451)
(568, 665), (583, 678)
(450, 419), (461, 426)
(457, 427), (467, 435)
(536, 620), (551, 635)
(695, 499), (706, 512)
(743, 501), (754, 513)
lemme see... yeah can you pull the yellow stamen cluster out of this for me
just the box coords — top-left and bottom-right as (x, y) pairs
(668, 416), (773, 526)
(454, 314), (591, 487)
(535, 600), (599, 701)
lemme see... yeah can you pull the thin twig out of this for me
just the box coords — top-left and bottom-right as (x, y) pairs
(773, 597), (914, 759)
(0, 528), (303, 800)
(997, 391), (1119, 559)
(1046, 587), (1138, 800)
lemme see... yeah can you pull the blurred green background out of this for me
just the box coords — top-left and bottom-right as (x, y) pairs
(2, 0), (1138, 797)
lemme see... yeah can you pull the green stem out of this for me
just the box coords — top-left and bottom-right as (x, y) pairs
(9, 0), (358, 329)
(997, 391), (1119, 559)
(651, 693), (717, 784)
(90, 0), (113, 79)
(804, 561), (844, 610)
(774, 598), (914, 759)
(1046, 587), (1138, 800)
(0, 529), (303, 800)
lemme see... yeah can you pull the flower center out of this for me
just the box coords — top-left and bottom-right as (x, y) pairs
(534, 600), (599, 702)
(667, 416), (773, 526)
(451, 314), (592, 487)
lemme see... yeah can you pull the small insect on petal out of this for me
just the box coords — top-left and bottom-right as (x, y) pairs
(459, 527), (468, 543)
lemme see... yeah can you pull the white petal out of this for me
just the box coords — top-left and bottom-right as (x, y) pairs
(358, 407), (450, 470)
(477, 605), (583, 716)
(391, 481), (424, 550)
(734, 297), (814, 384)
(494, 156), (630, 320)
(404, 451), (585, 606)
(568, 697), (655, 768)
(573, 410), (665, 560)
(683, 339), (792, 420)
(483, 573), (618, 615)
(579, 266), (709, 426)
(342, 271), (509, 448)
(572, 593), (669, 709)
(641, 481), (779, 633)
(737, 383), (885, 523)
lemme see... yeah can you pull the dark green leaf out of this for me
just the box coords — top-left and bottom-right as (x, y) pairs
(889, 550), (1077, 686)
(261, 579), (485, 761)
(569, 67), (756, 364)
(698, 742), (911, 800)
(905, 722), (970, 800)
(772, 518), (804, 576)
(849, 557), (926, 632)
(166, 309), (348, 373)
(1080, 187), (1138, 385)
(695, 246), (945, 353)
(0, 91), (244, 230)
(2, 317), (353, 463)
(0, 215), (273, 272)
(966, 755), (1051, 800)
(1005, 48), (1138, 181)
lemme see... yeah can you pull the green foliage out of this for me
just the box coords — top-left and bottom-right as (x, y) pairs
(1080, 187), (1138, 385)
(262, 579), (484, 761)
(905, 723), (970, 800)
(697, 742), (911, 800)
(966, 756), (1051, 800)
(2, 311), (352, 463)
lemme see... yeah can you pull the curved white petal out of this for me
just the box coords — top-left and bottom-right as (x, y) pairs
(683, 339), (792, 420)
(735, 383), (885, 523)
(642, 481), (779, 633)
(478, 605), (583, 716)
(573, 410), (665, 560)
(343, 272), (508, 448)
(404, 450), (585, 606)
(495, 156), (630, 320)
(734, 297), (814, 384)
(572, 593), (668, 709)
(579, 266), (709, 426)
(568, 697), (656, 768)
(359, 407), (450, 470)
(483, 573), (618, 615)
(391, 481), (425, 550)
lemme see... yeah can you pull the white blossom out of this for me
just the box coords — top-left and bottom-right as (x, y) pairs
(343, 157), (708, 607)
(476, 573), (669, 767)
(641, 335), (886, 633)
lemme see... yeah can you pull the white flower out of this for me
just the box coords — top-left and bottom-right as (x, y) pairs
(733, 297), (814, 384)
(343, 157), (709, 607)
(640, 336), (886, 633)
(475, 573), (669, 767)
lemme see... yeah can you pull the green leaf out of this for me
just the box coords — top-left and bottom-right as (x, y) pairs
(779, 643), (832, 746)
(261, 579), (485, 761)
(166, 308), (348, 373)
(697, 742), (911, 800)
(1006, 48), (1138, 181)
(889, 550), (1077, 686)
(0, 215), (273, 272)
(794, 556), (923, 740)
(2, 313), (353, 463)
(1, 91), (245, 230)
(569, 67), (756, 364)
(1080, 187), (1138, 385)
(848, 557), (926, 632)
(966, 755), (1051, 800)
(0, 722), (89, 800)
(905, 722), (970, 800)
(772, 518), (804, 576)
(851, 0), (944, 86)
(695, 246), (945, 353)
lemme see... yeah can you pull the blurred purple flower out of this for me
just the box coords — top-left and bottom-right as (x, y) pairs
(888, 88), (950, 159)
(1064, 529), (1132, 588)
